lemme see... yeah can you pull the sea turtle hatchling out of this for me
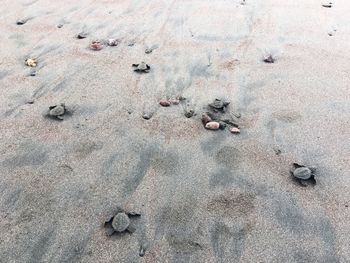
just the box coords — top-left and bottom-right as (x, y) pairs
(290, 163), (317, 186)
(112, 213), (130, 232)
(132, 62), (150, 73)
(48, 103), (66, 120)
(208, 98), (230, 112)
(104, 210), (141, 236)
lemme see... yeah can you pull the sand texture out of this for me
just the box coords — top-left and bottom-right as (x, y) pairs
(1, 0), (350, 262)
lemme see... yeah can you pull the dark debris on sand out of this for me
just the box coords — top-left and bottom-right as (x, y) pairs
(263, 54), (275, 63)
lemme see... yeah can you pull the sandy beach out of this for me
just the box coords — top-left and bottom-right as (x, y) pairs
(1, 0), (350, 262)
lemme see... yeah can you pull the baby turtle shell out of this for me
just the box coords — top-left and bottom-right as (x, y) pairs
(293, 167), (312, 180)
(112, 212), (130, 232)
(132, 62), (150, 73)
(290, 163), (316, 186)
(209, 99), (230, 110)
(48, 104), (66, 120)
(208, 99), (230, 112)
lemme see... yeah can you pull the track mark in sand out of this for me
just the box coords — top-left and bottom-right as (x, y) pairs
(207, 191), (256, 262)
(219, 59), (240, 71)
(3, 188), (22, 210)
(155, 195), (204, 260)
(103, 144), (181, 198)
(209, 221), (251, 263)
(267, 110), (302, 147)
(215, 146), (242, 170)
(0, 70), (9, 80)
(272, 110), (302, 123)
(157, 0), (178, 33)
(209, 167), (234, 188)
(2, 142), (48, 168)
(55, 232), (92, 262)
(207, 191), (256, 218)
(274, 194), (340, 262)
(73, 140), (103, 159)
(27, 228), (55, 262)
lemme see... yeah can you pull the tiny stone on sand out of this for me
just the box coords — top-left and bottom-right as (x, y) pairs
(90, 40), (103, 51)
(263, 54), (275, 63)
(159, 99), (171, 107)
(230, 127), (240, 134)
(205, 121), (220, 130)
(25, 58), (37, 67)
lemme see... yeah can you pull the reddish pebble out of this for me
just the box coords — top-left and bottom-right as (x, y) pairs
(201, 113), (212, 125)
(230, 127), (241, 134)
(90, 41), (103, 51)
(159, 99), (171, 107)
(205, 121), (220, 130)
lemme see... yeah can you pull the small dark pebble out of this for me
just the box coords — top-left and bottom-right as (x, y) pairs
(274, 148), (282, 155)
(139, 245), (146, 257)
(145, 48), (153, 54)
(142, 112), (152, 120)
(322, 3), (332, 8)
(219, 122), (226, 130)
(29, 69), (36, 76)
(16, 19), (26, 25)
(201, 113), (212, 125)
(263, 55), (275, 63)
(77, 32), (87, 39)
(127, 211), (141, 217)
(184, 108), (195, 118)
(221, 119), (239, 127)
(57, 24), (63, 28)
(232, 112), (241, 118)
(26, 99), (35, 104)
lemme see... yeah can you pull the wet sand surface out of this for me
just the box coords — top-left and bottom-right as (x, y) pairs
(1, 0), (350, 262)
